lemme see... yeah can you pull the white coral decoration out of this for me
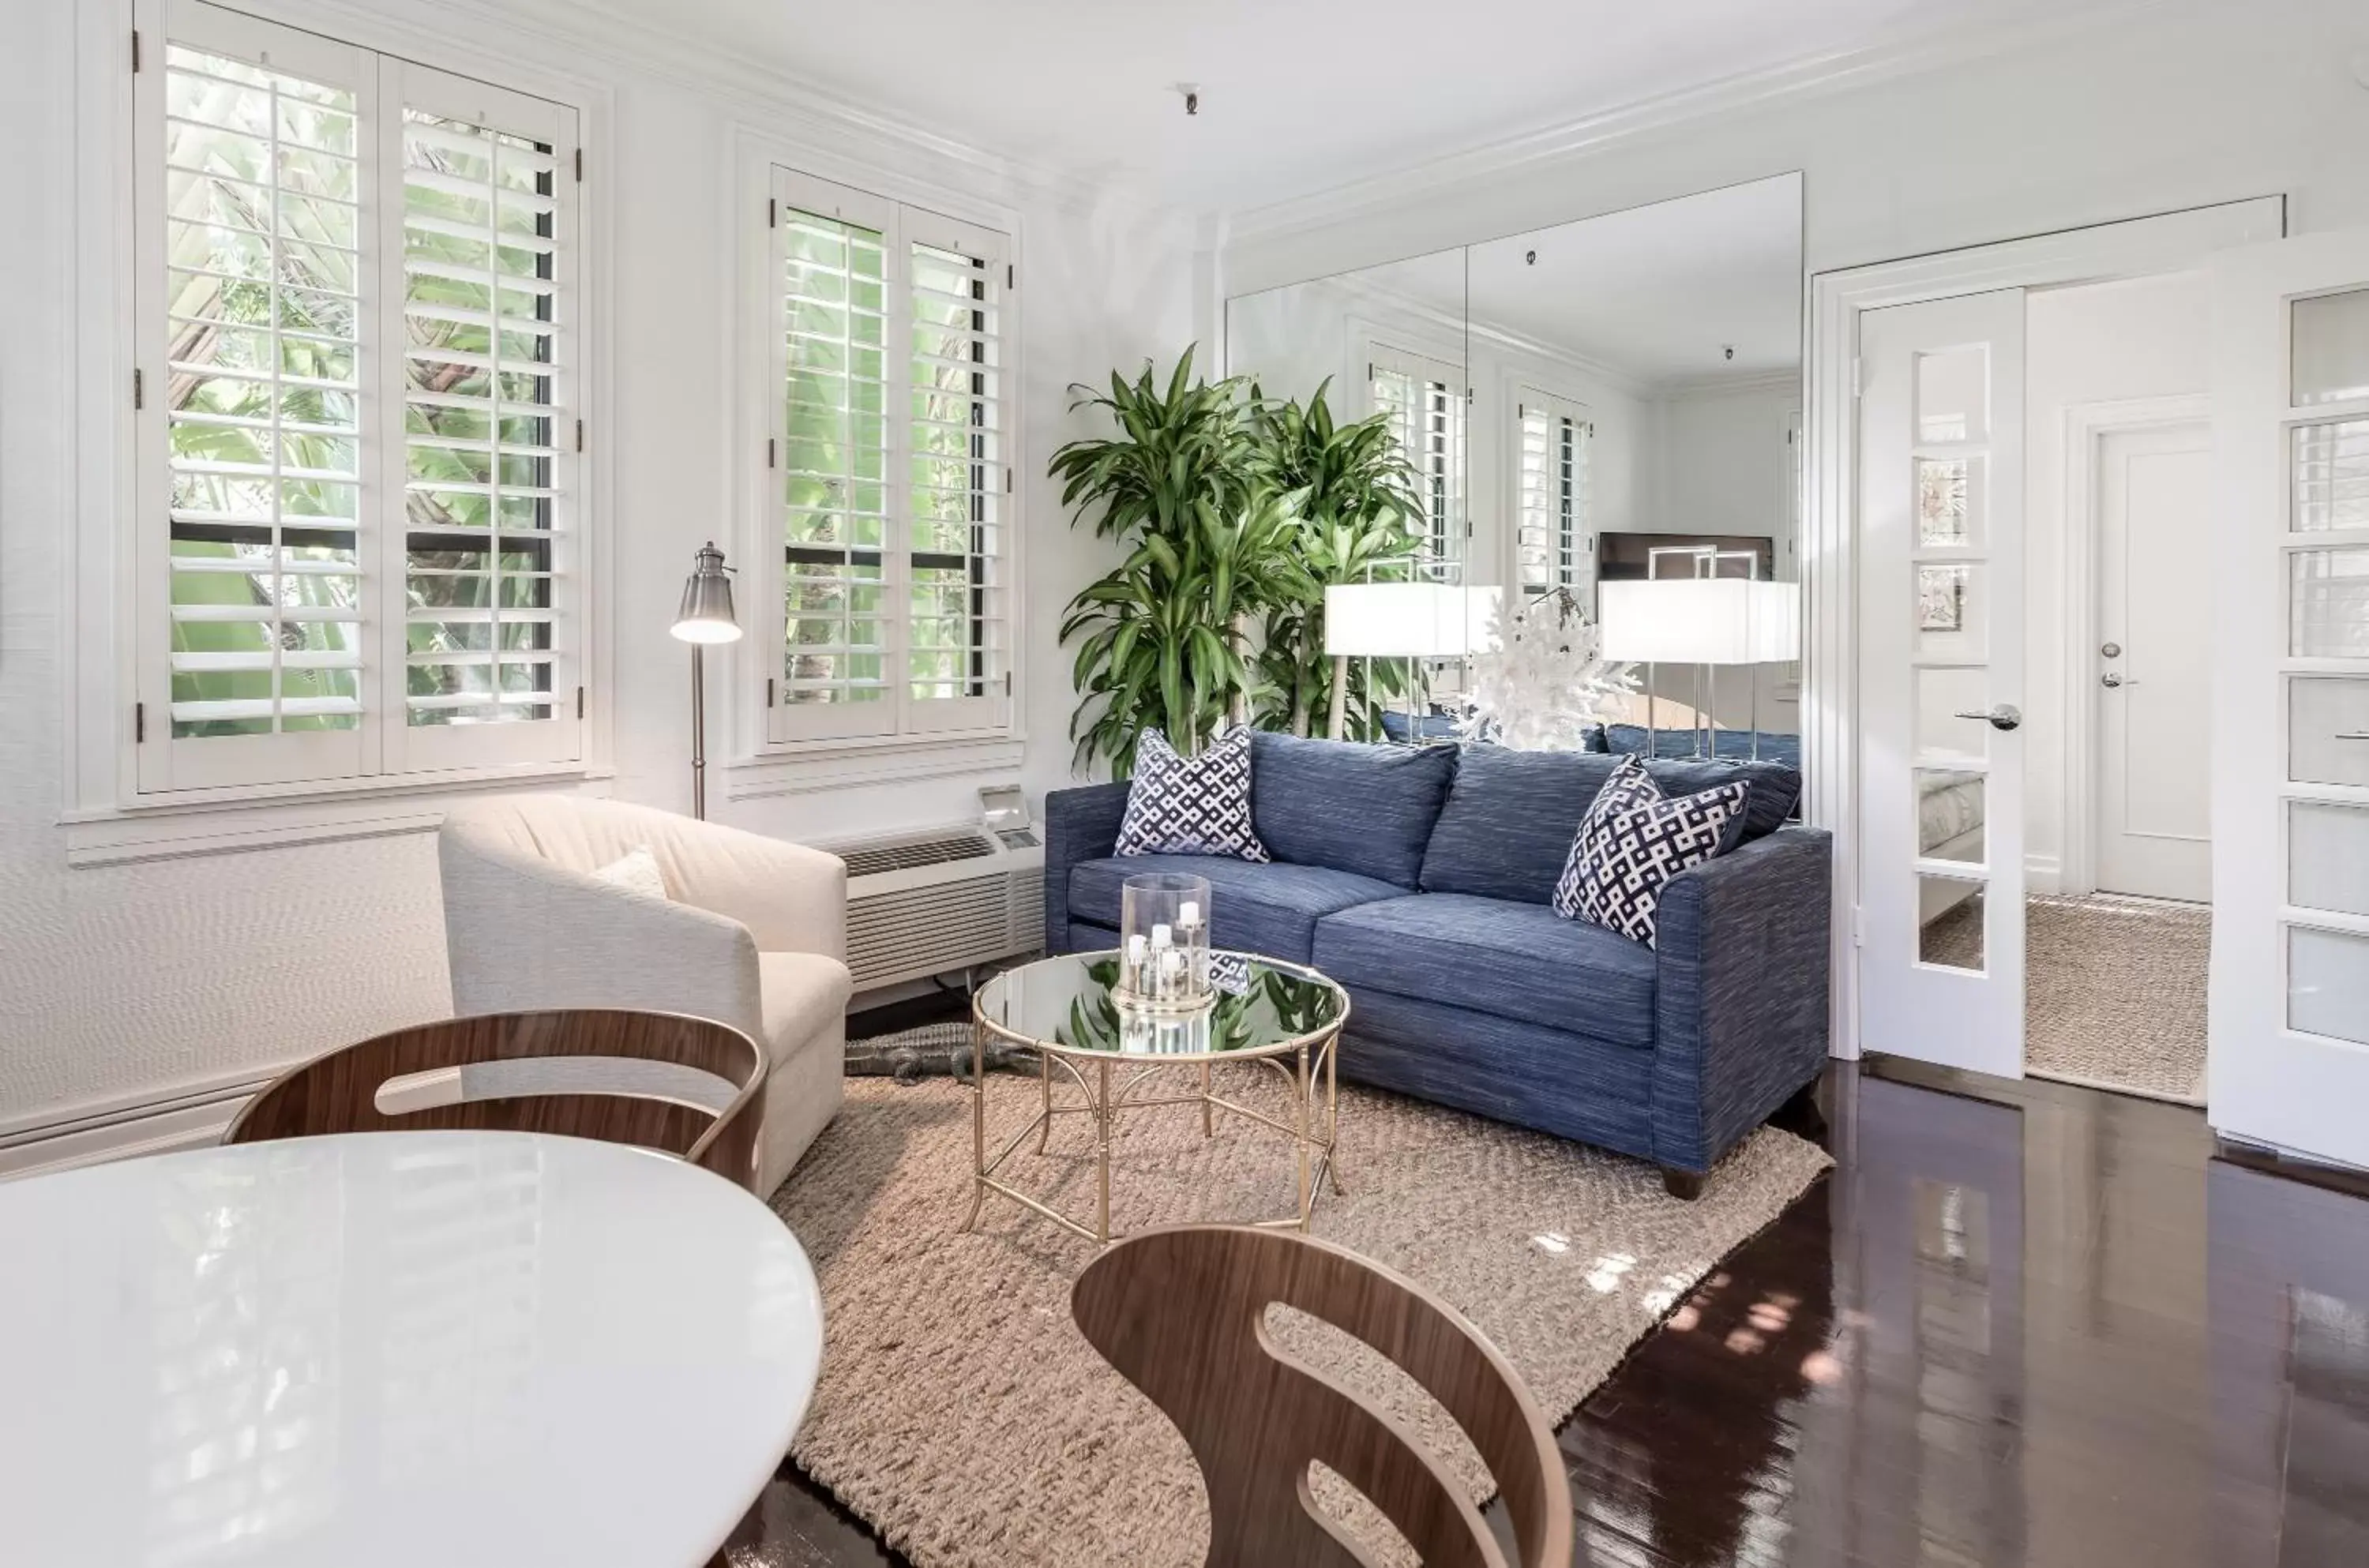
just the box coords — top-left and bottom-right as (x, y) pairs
(1455, 589), (1638, 751)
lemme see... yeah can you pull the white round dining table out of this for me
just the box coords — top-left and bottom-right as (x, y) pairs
(0, 1130), (824, 1568)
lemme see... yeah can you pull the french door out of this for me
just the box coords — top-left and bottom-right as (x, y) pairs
(1857, 290), (2028, 1075)
(2208, 229), (2369, 1169)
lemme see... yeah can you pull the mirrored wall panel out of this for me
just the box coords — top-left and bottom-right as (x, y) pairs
(1225, 173), (1804, 767)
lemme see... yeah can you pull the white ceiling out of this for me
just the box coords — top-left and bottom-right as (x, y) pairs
(1298, 177), (1802, 386)
(1468, 176), (1804, 383)
(589, 0), (2132, 211)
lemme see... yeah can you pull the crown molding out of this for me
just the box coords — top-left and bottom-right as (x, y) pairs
(1651, 367), (1805, 400)
(1222, 0), (2165, 249)
(1316, 273), (1654, 399)
(280, 0), (1169, 220)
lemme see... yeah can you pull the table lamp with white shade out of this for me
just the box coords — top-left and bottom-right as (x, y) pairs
(1323, 583), (1496, 740)
(1599, 577), (1799, 759)
(670, 540), (741, 819)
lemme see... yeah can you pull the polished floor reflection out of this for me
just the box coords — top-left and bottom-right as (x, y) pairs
(733, 1057), (2369, 1567)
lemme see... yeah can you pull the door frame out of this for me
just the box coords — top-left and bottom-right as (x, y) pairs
(1804, 197), (2285, 1059)
(2057, 392), (2213, 898)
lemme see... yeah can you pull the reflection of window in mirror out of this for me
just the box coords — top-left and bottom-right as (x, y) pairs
(1515, 388), (1593, 600)
(1368, 343), (1466, 580)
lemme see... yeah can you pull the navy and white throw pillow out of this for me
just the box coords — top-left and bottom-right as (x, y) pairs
(1552, 759), (1747, 947)
(1117, 727), (1271, 862)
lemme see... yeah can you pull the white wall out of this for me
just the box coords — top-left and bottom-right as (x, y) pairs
(0, 0), (1197, 1130)
(2022, 272), (2213, 883)
(1223, 3), (2369, 297)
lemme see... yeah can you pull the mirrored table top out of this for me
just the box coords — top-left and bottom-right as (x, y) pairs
(0, 1131), (822, 1568)
(974, 949), (1349, 1060)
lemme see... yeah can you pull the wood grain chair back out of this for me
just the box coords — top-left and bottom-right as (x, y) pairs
(1072, 1224), (1572, 1568)
(225, 1009), (769, 1192)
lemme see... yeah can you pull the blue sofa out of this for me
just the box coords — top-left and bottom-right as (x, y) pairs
(1042, 733), (1830, 1196)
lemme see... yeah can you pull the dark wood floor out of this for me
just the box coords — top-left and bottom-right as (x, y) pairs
(734, 1036), (2369, 1567)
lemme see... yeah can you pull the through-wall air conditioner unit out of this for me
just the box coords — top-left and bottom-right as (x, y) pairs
(822, 816), (1045, 992)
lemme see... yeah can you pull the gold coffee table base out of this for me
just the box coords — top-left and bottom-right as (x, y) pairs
(961, 1023), (1344, 1248)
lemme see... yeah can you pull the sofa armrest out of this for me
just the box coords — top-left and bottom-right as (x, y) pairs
(1043, 782), (1130, 954)
(1649, 825), (1832, 1173)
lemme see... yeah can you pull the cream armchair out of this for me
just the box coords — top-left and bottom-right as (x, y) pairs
(437, 795), (850, 1194)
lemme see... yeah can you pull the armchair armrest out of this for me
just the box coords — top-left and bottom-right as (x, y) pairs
(656, 816), (848, 962)
(1043, 782), (1131, 954)
(437, 827), (765, 1042)
(1650, 826), (1832, 1174)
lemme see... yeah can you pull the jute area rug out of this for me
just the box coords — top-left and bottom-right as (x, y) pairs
(1924, 892), (2209, 1105)
(770, 1029), (1830, 1568)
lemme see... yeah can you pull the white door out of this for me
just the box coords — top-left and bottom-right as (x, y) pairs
(2209, 229), (2369, 1170)
(1858, 290), (2028, 1075)
(2096, 420), (2214, 902)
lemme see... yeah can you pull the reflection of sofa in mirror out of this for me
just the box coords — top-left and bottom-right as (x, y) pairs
(1044, 733), (1830, 1195)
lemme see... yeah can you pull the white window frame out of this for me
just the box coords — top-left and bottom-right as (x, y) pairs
(1510, 386), (1594, 602)
(1363, 339), (1468, 582)
(733, 158), (1022, 775)
(74, 0), (614, 845)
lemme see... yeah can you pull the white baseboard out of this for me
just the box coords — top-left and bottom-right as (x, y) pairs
(0, 1073), (270, 1182)
(2025, 854), (2063, 895)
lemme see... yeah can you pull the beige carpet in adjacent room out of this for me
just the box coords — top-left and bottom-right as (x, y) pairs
(769, 1055), (1830, 1568)
(1923, 893), (2209, 1104)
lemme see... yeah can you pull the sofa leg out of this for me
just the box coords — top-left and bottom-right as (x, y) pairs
(1660, 1166), (1705, 1202)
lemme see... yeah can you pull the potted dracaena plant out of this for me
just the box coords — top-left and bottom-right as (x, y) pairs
(1051, 348), (1311, 774)
(1243, 379), (1425, 739)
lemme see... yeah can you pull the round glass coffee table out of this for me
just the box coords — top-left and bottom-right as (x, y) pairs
(964, 951), (1350, 1247)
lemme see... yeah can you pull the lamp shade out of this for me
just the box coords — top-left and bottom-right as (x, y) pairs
(1599, 578), (1800, 665)
(670, 541), (742, 645)
(1599, 579), (1751, 664)
(1744, 580), (1801, 663)
(1327, 583), (1448, 658)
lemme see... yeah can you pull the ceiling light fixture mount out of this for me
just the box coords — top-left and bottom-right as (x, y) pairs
(1176, 82), (1200, 116)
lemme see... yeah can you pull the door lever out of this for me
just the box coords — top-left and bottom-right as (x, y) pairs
(1954, 703), (2022, 731)
(2101, 673), (2142, 689)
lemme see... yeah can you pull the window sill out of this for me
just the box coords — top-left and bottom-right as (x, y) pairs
(62, 763), (613, 868)
(725, 733), (1024, 798)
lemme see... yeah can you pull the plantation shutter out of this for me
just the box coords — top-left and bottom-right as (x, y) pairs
(903, 208), (1009, 733)
(1515, 388), (1593, 599)
(384, 61), (581, 770)
(1368, 343), (1466, 581)
(769, 171), (1012, 743)
(140, 6), (374, 790)
(136, 0), (583, 793)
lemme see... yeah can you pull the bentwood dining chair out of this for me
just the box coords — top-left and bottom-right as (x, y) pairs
(226, 1009), (771, 1193)
(1072, 1225), (1573, 1568)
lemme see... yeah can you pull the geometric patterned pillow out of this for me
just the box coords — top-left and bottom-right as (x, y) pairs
(1116, 726), (1271, 862)
(1552, 761), (1747, 947)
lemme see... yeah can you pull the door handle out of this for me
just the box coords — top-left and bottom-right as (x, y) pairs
(1954, 703), (2022, 731)
(2101, 673), (2142, 689)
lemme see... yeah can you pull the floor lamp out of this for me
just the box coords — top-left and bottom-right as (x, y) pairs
(670, 541), (741, 820)
(1599, 578), (1755, 759)
(1323, 582), (1475, 741)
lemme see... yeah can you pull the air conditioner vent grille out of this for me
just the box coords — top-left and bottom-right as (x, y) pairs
(840, 831), (993, 880)
(847, 872), (1012, 988)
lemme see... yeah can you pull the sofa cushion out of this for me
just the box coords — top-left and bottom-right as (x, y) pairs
(1068, 853), (1404, 966)
(1313, 892), (1658, 1047)
(1419, 745), (1799, 904)
(1553, 761), (1750, 947)
(1607, 723), (1801, 770)
(1248, 731), (1456, 886)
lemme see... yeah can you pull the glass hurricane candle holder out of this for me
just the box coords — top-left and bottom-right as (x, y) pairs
(1117, 872), (1213, 1013)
